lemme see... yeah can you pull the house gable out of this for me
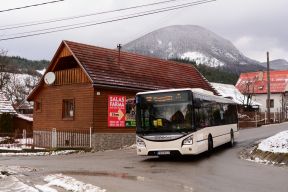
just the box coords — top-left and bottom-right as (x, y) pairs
(27, 42), (92, 101)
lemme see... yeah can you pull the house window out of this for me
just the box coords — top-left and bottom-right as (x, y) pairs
(267, 99), (274, 108)
(63, 99), (74, 119)
(35, 100), (41, 112)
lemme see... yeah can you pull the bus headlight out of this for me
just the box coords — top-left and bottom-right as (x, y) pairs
(136, 137), (146, 148)
(182, 136), (193, 145)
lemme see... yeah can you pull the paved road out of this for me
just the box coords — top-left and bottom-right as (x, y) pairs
(1, 123), (288, 192)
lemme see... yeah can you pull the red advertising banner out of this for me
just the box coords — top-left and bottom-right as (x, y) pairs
(108, 95), (126, 127)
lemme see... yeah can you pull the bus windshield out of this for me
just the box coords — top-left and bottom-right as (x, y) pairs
(136, 91), (194, 134)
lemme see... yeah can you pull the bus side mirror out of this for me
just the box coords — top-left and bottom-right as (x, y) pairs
(194, 98), (201, 108)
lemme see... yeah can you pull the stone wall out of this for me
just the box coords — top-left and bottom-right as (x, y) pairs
(92, 133), (135, 151)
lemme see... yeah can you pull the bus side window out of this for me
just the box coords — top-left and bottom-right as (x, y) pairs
(212, 104), (221, 126)
(222, 104), (237, 124)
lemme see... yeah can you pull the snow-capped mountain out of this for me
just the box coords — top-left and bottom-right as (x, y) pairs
(260, 59), (288, 70)
(123, 25), (264, 72)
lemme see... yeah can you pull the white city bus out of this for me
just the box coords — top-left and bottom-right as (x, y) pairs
(135, 88), (239, 156)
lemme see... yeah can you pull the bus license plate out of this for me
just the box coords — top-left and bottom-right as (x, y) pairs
(157, 151), (170, 155)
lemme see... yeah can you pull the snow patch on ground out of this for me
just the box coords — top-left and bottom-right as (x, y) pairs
(245, 157), (285, 165)
(240, 130), (288, 166)
(0, 175), (39, 192)
(258, 130), (288, 153)
(35, 174), (106, 192)
(1, 165), (106, 192)
(0, 165), (38, 192)
(181, 51), (225, 67)
(0, 150), (77, 156)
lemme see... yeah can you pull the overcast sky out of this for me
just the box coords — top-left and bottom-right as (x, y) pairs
(0, 0), (287, 62)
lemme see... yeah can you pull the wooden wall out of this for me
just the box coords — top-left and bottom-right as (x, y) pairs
(54, 68), (90, 85)
(33, 85), (138, 134)
(93, 87), (137, 133)
(33, 83), (94, 132)
(13, 117), (33, 136)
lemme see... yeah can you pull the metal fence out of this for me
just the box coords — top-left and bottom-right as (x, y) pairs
(1, 128), (92, 149)
(238, 111), (285, 128)
(33, 128), (92, 148)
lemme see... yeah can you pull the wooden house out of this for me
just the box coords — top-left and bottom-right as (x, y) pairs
(27, 40), (216, 150)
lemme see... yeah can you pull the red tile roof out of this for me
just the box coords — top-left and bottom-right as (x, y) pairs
(235, 70), (288, 94)
(28, 40), (216, 100)
(64, 40), (215, 93)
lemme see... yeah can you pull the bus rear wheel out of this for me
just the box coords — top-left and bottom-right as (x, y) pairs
(229, 130), (234, 147)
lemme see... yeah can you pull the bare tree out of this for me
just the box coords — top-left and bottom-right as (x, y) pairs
(4, 73), (39, 105)
(238, 78), (257, 107)
(0, 49), (10, 90)
(0, 48), (41, 106)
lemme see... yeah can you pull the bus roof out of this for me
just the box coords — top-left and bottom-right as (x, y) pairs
(136, 88), (236, 104)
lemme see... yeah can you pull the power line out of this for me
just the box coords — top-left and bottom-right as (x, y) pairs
(0, 0), (189, 31)
(0, 0), (65, 13)
(1, 0), (215, 40)
(0, 0), (216, 41)
(6, 1), (203, 37)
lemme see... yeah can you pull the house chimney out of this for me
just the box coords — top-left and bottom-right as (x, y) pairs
(117, 44), (122, 64)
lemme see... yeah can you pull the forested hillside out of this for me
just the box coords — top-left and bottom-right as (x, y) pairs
(0, 55), (49, 75)
(171, 58), (239, 85)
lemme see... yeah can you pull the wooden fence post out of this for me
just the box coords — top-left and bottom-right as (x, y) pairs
(52, 128), (57, 148)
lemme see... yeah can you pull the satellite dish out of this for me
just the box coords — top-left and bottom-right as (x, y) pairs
(44, 72), (56, 85)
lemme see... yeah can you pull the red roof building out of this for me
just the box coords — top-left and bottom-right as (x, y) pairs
(28, 40), (215, 150)
(236, 70), (288, 116)
(236, 70), (288, 94)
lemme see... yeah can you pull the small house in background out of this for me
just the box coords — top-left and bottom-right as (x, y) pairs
(236, 70), (288, 121)
(0, 91), (33, 136)
(14, 100), (34, 115)
(27, 40), (216, 150)
(0, 91), (16, 115)
(0, 91), (16, 134)
(13, 113), (33, 136)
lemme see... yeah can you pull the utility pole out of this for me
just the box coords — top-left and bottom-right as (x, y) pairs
(267, 52), (271, 123)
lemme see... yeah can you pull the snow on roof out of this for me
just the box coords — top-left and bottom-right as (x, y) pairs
(0, 91), (16, 114)
(36, 68), (46, 75)
(16, 113), (33, 122)
(211, 82), (261, 106)
(258, 130), (288, 153)
(15, 100), (33, 110)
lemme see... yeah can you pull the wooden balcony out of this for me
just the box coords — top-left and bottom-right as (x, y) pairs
(54, 68), (90, 85)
